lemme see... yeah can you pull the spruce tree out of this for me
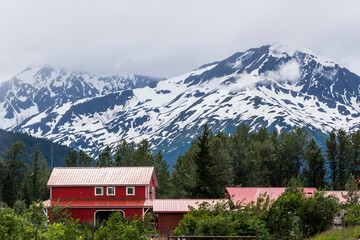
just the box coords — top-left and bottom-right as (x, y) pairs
(193, 124), (220, 198)
(337, 129), (352, 189)
(350, 131), (360, 177)
(31, 148), (50, 201)
(232, 123), (250, 186)
(65, 150), (78, 167)
(133, 139), (154, 166)
(96, 145), (113, 166)
(302, 138), (326, 188)
(3, 141), (27, 206)
(114, 139), (136, 166)
(169, 144), (197, 198)
(210, 132), (234, 193)
(153, 151), (170, 198)
(78, 150), (93, 167)
(326, 129), (338, 189)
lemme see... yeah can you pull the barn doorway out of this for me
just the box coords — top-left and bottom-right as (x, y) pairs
(94, 210), (124, 226)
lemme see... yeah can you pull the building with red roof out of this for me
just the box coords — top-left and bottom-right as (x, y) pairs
(153, 199), (222, 238)
(43, 167), (158, 225)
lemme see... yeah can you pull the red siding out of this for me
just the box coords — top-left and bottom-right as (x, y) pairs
(70, 208), (144, 224)
(52, 186), (146, 199)
(157, 213), (185, 238)
(148, 177), (156, 199)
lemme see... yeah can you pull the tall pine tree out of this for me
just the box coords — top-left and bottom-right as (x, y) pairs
(193, 124), (220, 198)
(326, 129), (338, 189)
(302, 138), (326, 188)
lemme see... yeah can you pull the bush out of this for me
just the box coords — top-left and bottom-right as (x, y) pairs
(94, 212), (152, 240)
(173, 200), (272, 239)
(0, 206), (35, 240)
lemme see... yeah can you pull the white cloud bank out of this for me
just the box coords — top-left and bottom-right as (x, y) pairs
(265, 60), (301, 84)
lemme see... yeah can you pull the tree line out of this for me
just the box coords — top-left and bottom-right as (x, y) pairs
(1, 123), (360, 205)
(0, 142), (49, 207)
(168, 124), (360, 199)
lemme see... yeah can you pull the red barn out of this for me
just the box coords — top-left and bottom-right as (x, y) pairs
(43, 167), (158, 225)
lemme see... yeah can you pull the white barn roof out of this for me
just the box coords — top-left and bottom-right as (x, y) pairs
(47, 167), (158, 187)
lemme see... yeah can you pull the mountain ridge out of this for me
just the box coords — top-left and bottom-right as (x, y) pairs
(3, 44), (360, 164)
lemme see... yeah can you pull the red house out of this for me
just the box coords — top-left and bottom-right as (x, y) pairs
(43, 167), (158, 225)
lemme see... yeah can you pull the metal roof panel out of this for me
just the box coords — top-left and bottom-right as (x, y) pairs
(47, 167), (157, 187)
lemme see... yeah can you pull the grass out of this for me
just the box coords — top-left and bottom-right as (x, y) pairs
(310, 226), (360, 240)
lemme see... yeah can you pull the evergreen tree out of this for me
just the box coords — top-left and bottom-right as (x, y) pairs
(169, 144), (197, 198)
(133, 139), (154, 166)
(96, 145), (113, 167)
(342, 174), (360, 206)
(3, 141), (27, 206)
(65, 150), (78, 167)
(0, 157), (5, 203)
(232, 123), (250, 186)
(31, 148), (50, 201)
(114, 139), (136, 166)
(302, 138), (326, 188)
(326, 129), (338, 189)
(350, 130), (360, 177)
(153, 151), (170, 198)
(258, 139), (276, 187)
(277, 128), (308, 182)
(193, 124), (220, 198)
(2, 169), (16, 206)
(337, 129), (353, 189)
(78, 150), (93, 167)
(210, 132), (234, 193)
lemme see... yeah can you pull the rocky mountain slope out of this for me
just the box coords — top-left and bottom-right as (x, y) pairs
(3, 44), (360, 164)
(0, 65), (162, 128)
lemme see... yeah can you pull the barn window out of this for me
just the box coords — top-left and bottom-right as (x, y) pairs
(107, 187), (115, 196)
(126, 187), (135, 196)
(95, 187), (103, 196)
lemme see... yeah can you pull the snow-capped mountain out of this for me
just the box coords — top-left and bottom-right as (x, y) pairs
(5, 44), (360, 164)
(0, 65), (162, 128)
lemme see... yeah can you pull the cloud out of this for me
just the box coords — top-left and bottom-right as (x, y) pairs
(265, 60), (301, 84)
(0, 0), (360, 82)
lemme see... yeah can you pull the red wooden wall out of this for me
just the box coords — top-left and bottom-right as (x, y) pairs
(51, 186), (146, 199)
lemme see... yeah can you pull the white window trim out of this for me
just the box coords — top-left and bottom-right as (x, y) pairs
(107, 187), (115, 196)
(95, 187), (103, 196)
(126, 186), (135, 196)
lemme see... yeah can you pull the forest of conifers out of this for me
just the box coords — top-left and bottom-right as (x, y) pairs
(0, 123), (360, 206)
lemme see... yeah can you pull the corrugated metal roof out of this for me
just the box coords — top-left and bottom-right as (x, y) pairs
(47, 167), (158, 187)
(325, 191), (348, 204)
(226, 187), (317, 206)
(43, 199), (153, 208)
(153, 199), (222, 213)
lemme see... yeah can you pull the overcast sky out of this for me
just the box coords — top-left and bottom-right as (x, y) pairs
(1, 0), (360, 82)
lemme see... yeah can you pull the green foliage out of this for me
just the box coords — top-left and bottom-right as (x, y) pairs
(311, 226), (360, 240)
(302, 138), (327, 188)
(65, 150), (93, 167)
(173, 200), (272, 239)
(94, 211), (151, 240)
(153, 151), (170, 198)
(114, 139), (136, 166)
(266, 186), (339, 239)
(39, 219), (87, 240)
(96, 145), (113, 167)
(326, 129), (338, 189)
(343, 174), (360, 206)
(344, 204), (360, 227)
(193, 124), (223, 198)
(48, 200), (72, 224)
(31, 148), (50, 201)
(169, 144), (197, 198)
(0, 206), (35, 240)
